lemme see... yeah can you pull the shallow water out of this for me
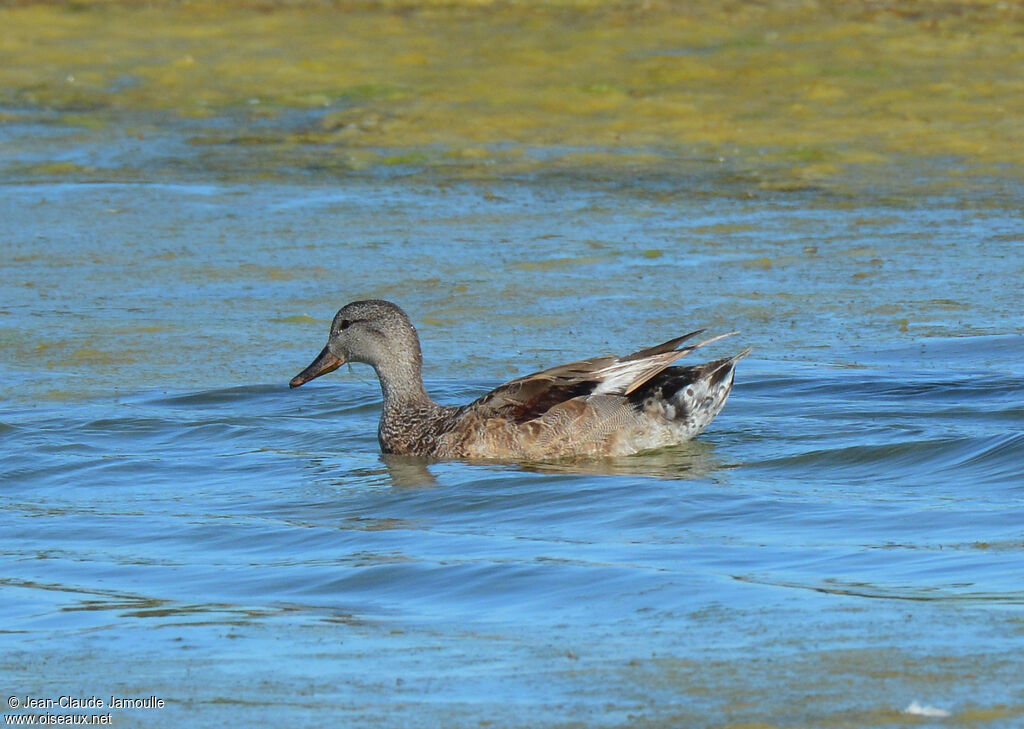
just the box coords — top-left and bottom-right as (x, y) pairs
(2, 178), (1023, 728)
(3, 1), (1024, 724)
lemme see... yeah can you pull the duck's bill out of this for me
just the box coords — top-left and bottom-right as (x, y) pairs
(289, 346), (344, 388)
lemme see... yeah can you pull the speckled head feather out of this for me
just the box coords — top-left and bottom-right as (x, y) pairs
(290, 300), (749, 460)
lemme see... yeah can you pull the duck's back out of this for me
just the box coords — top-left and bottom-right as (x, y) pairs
(438, 354), (744, 460)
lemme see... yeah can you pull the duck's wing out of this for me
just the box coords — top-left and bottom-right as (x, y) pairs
(467, 331), (735, 425)
(621, 328), (705, 361)
(465, 355), (616, 425)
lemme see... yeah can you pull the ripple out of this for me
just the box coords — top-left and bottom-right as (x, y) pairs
(733, 574), (1024, 605)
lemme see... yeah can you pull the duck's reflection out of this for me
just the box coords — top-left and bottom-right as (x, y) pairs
(380, 453), (439, 487)
(513, 438), (724, 479)
(378, 438), (725, 486)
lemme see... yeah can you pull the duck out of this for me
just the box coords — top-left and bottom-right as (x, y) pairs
(289, 300), (749, 460)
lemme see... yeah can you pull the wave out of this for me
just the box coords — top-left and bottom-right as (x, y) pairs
(750, 433), (1024, 486)
(733, 574), (1024, 605)
(735, 364), (1024, 488)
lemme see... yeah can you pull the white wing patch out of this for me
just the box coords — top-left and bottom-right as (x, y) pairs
(591, 350), (687, 396)
(590, 332), (739, 397)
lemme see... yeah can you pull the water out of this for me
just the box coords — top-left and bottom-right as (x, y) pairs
(2, 178), (1023, 728)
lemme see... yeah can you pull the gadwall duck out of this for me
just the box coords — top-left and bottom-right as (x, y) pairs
(290, 300), (749, 460)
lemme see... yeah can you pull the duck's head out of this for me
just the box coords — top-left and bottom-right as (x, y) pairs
(289, 300), (420, 388)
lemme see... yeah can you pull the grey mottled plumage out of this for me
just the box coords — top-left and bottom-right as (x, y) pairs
(290, 300), (749, 460)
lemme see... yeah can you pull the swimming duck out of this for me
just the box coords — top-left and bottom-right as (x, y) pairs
(290, 300), (748, 460)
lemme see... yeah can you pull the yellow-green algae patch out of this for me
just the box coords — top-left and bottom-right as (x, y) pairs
(513, 256), (606, 271)
(271, 314), (322, 326)
(1, 1), (1023, 191)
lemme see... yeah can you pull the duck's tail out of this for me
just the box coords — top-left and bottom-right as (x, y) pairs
(674, 348), (750, 434)
(626, 346), (750, 440)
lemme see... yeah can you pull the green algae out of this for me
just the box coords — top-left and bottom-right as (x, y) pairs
(2, 1), (1023, 193)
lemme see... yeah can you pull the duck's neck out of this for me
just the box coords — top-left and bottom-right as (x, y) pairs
(372, 351), (446, 455)
(374, 357), (435, 411)
(371, 336), (430, 403)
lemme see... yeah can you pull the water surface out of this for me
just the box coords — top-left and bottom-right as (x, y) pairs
(2, 180), (1023, 728)
(2, 2), (1024, 726)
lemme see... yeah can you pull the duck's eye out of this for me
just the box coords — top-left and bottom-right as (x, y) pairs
(339, 319), (351, 330)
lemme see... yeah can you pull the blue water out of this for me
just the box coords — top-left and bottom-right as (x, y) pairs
(2, 180), (1023, 728)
